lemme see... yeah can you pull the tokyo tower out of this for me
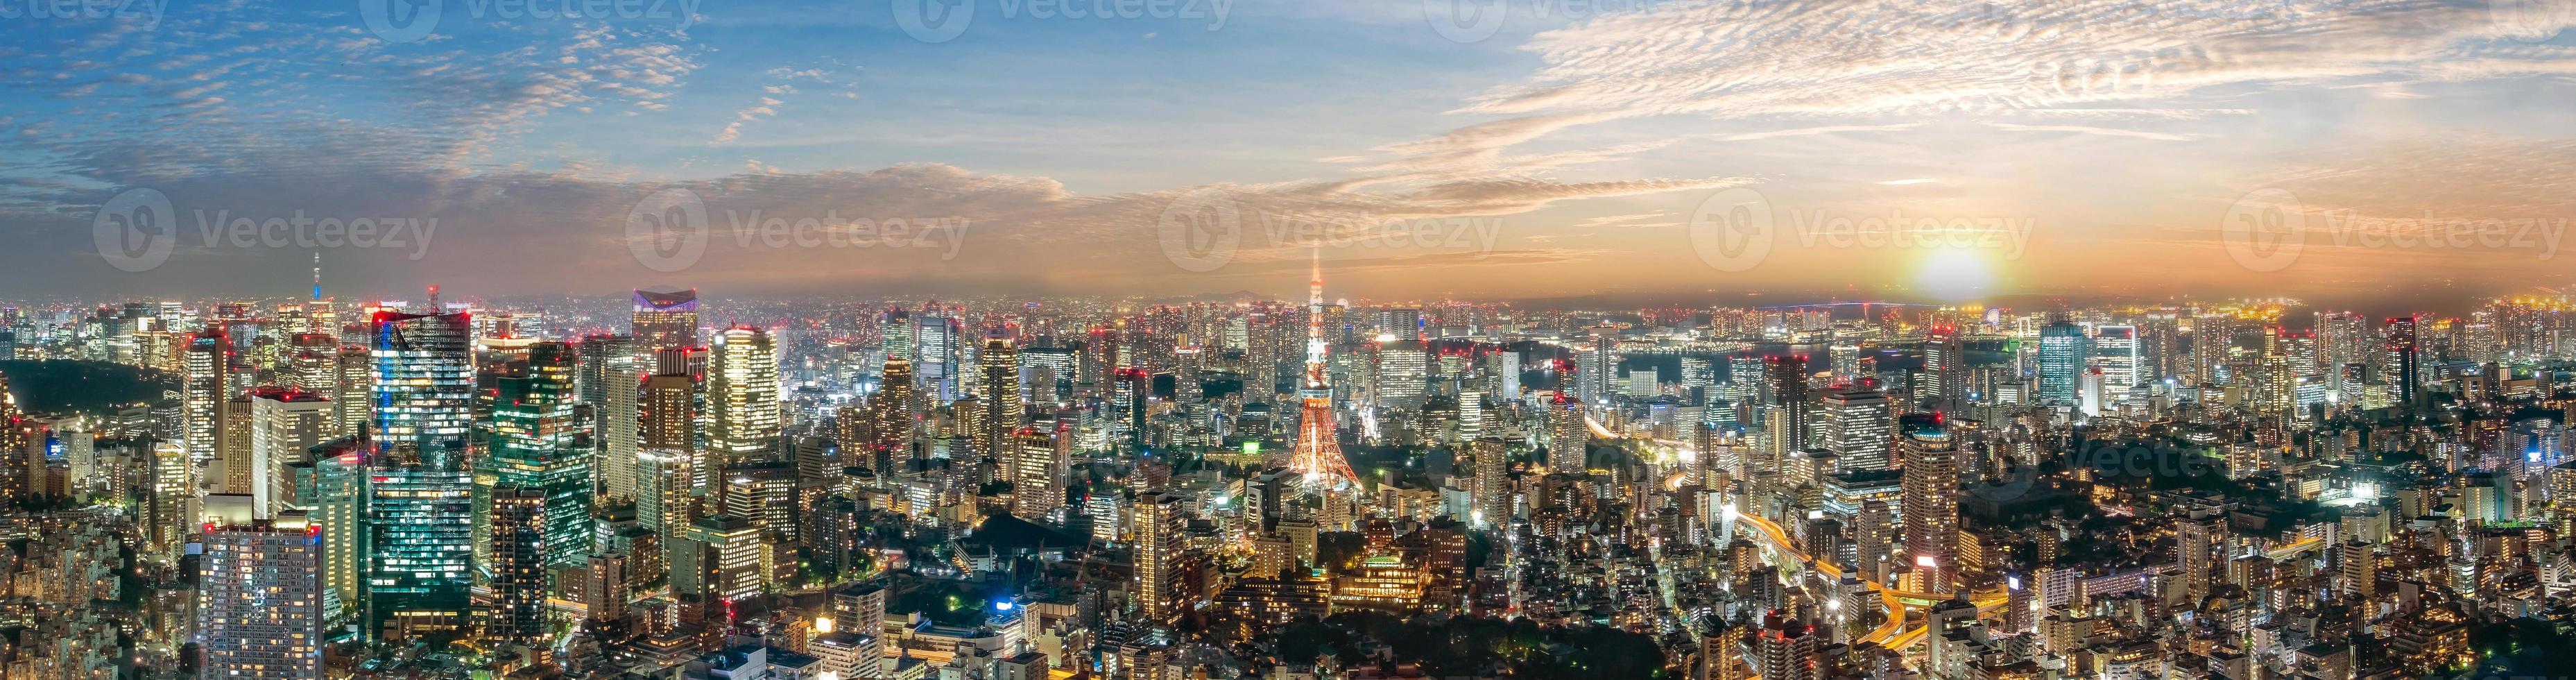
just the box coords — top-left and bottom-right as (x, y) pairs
(1287, 248), (1359, 489)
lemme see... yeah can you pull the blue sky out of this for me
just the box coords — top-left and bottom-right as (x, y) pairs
(7, 0), (2576, 303)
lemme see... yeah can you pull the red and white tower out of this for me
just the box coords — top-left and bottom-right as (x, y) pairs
(1288, 248), (1359, 488)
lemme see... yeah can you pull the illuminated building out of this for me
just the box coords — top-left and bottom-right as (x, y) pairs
(491, 341), (591, 567)
(630, 288), (700, 352)
(2036, 321), (2087, 405)
(1899, 413), (1960, 594)
(1818, 388), (1891, 472)
(978, 337), (1024, 459)
(1917, 325), (1964, 406)
(710, 327), (782, 461)
(488, 486), (549, 652)
(1010, 425), (1070, 518)
(365, 305), (475, 640)
(1133, 491), (1185, 624)
(1329, 555), (1426, 611)
(198, 509), (323, 679)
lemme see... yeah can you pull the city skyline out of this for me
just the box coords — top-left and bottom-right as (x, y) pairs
(6, 1), (2575, 301)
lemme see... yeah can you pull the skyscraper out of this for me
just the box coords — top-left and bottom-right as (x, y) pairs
(2036, 321), (2088, 405)
(487, 486), (549, 652)
(978, 337), (1024, 459)
(1133, 491), (1185, 624)
(2383, 316), (2420, 406)
(1763, 355), (1811, 455)
(1916, 325), (1964, 406)
(1818, 388), (1892, 472)
(1008, 425), (1069, 518)
(365, 306), (476, 640)
(198, 509), (323, 679)
(1899, 414), (1960, 594)
(2093, 325), (2138, 388)
(491, 341), (591, 568)
(578, 334), (640, 500)
(184, 331), (227, 464)
(630, 288), (700, 352)
(709, 327), (782, 462)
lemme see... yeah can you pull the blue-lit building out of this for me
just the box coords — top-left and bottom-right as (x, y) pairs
(2036, 321), (2089, 406)
(364, 307), (476, 640)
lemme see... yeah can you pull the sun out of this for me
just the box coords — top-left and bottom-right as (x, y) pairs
(1912, 248), (1998, 301)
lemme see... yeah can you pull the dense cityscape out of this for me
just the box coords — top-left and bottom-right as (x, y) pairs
(10, 0), (2576, 677)
(0, 257), (2571, 679)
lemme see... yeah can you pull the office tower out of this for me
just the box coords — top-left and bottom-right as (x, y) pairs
(146, 441), (196, 560)
(1577, 324), (1616, 405)
(2036, 321), (2087, 405)
(1287, 252), (1359, 488)
(709, 327), (782, 462)
(2319, 312), (2368, 370)
(184, 330), (228, 464)
(871, 358), (919, 461)
(1547, 395), (1587, 471)
(915, 312), (961, 401)
(630, 288), (699, 351)
(332, 346), (370, 436)
(1624, 366), (1659, 398)
(492, 341), (591, 568)
(690, 515), (764, 604)
(1471, 437), (1509, 528)
(1375, 339), (1430, 405)
(1899, 414), (1960, 594)
(1763, 355), (1811, 454)
(2339, 539), (2376, 600)
(2192, 313), (2233, 384)
(2094, 325), (2139, 387)
(1133, 491), (1185, 623)
(579, 335), (641, 500)
(979, 337), (1024, 458)
(1486, 351), (1520, 399)
(488, 486), (549, 651)
(1818, 388), (1893, 472)
(1009, 425), (1070, 518)
(285, 334), (351, 438)
(365, 306), (475, 640)
(2256, 328), (2300, 417)
(641, 349), (701, 491)
(198, 509), (323, 679)
(246, 386), (331, 518)
(2138, 313), (2180, 383)
(1918, 325), (1964, 406)
(286, 441), (366, 630)
(2383, 316), (2420, 406)
(2177, 507), (2223, 606)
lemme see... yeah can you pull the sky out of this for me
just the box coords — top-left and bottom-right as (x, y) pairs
(5, 0), (2576, 305)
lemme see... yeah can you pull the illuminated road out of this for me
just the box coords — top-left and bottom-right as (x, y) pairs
(1584, 414), (2009, 653)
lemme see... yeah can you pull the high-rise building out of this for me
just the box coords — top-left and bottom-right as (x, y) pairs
(1374, 339), (1429, 405)
(1546, 395), (1586, 472)
(2383, 316), (2420, 406)
(978, 337), (1024, 459)
(1133, 491), (1185, 624)
(246, 386), (331, 519)
(365, 306), (476, 640)
(491, 341), (591, 568)
(709, 327), (782, 462)
(578, 334), (641, 500)
(285, 441), (366, 631)
(147, 441), (196, 560)
(641, 347), (703, 490)
(198, 509), (323, 679)
(1008, 425), (1070, 518)
(2176, 507), (2223, 606)
(2093, 325), (2139, 388)
(1899, 414), (1960, 594)
(1917, 325), (1964, 406)
(2036, 321), (2088, 405)
(630, 288), (699, 352)
(184, 331), (228, 464)
(1470, 436), (1509, 529)
(1763, 355), (1811, 454)
(870, 358), (919, 461)
(487, 486), (549, 652)
(1817, 388), (1892, 472)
